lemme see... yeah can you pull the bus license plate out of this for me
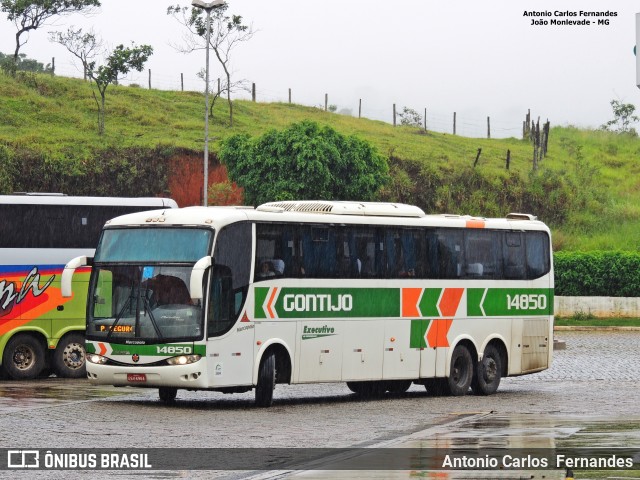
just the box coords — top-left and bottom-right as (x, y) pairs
(127, 373), (147, 382)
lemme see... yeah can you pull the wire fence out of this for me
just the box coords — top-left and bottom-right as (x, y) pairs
(48, 58), (526, 139)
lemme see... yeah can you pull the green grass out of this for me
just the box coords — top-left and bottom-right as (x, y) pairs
(555, 317), (640, 327)
(1, 72), (640, 252)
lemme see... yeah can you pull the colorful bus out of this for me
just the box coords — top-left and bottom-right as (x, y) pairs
(0, 194), (178, 380)
(63, 201), (553, 406)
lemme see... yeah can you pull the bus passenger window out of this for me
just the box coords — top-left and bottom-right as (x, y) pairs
(503, 232), (526, 279)
(526, 232), (550, 279)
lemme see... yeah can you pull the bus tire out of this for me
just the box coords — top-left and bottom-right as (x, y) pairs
(386, 380), (412, 395)
(2, 333), (45, 380)
(159, 387), (178, 403)
(346, 381), (385, 397)
(53, 332), (86, 379)
(471, 344), (502, 395)
(423, 379), (448, 396)
(255, 351), (276, 407)
(447, 344), (473, 396)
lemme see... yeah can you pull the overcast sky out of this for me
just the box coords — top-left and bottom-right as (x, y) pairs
(1, 0), (638, 137)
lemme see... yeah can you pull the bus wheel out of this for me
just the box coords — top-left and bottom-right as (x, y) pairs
(386, 380), (412, 395)
(255, 351), (276, 407)
(53, 333), (86, 379)
(346, 381), (385, 397)
(159, 387), (178, 403)
(447, 344), (473, 396)
(423, 379), (448, 396)
(2, 334), (45, 380)
(471, 344), (502, 395)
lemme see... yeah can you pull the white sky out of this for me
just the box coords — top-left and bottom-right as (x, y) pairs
(1, 0), (639, 138)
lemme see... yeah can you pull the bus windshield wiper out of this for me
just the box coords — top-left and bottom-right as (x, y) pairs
(106, 293), (133, 343)
(142, 295), (164, 341)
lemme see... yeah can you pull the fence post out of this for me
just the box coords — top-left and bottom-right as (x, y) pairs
(252, 83), (256, 102)
(217, 78), (221, 94)
(506, 149), (511, 170)
(474, 148), (482, 167)
(51, 57), (55, 76)
(453, 112), (456, 135)
(487, 116), (491, 139)
(148, 69), (151, 89)
(288, 88), (291, 104)
(325, 93), (328, 111)
(181, 73), (184, 92)
(393, 103), (396, 126)
(424, 108), (427, 132)
(359, 99), (362, 118)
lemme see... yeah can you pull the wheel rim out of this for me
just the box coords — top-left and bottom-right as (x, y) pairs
(62, 342), (85, 370)
(482, 357), (497, 383)
(13, 344), (35, 371)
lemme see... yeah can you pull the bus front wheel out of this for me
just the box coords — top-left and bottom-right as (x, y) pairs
(255, 351), (276, 407)
(447, 344), (473, 396)
(2, 333), (45, 380)
(53, 332), (86, 378)
(159, 387), (178, 403)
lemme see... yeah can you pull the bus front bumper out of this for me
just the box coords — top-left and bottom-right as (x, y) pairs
(86, 361), (209, 389)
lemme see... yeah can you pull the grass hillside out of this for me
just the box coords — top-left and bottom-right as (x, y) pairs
(1, 72), (639, 252)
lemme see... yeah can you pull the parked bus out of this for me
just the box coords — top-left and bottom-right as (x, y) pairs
(62, 201), (553, 406)
(0, 194), (178, 380)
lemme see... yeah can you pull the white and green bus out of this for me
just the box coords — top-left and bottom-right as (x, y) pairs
(63, 201), (553, 406)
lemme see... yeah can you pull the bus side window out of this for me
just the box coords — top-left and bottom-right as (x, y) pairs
(209, 223), (251, 337)
(208, 265), (234, 337)
(503, 232), (526, 279)
(525, 232), (550, 279)
(435, 229), (464, 279)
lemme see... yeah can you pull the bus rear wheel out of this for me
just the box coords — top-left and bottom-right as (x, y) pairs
(2, 333), (45, 380)
(447, 344), (473, 396)
(255, 351), (276, 407)
(53, 332), (86, 378)
(159, 387), (178, 403)
(471, 344), (502, 395)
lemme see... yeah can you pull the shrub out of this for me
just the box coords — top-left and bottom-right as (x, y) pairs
(554, 251), (640, 297)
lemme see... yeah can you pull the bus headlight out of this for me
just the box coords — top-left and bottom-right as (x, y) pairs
(166, 355), (201, 366)
(87, 354), (108, 365)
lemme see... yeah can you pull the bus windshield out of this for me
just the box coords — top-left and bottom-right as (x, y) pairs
(87, 265), (204, 343)
(88, 228), (213, 343)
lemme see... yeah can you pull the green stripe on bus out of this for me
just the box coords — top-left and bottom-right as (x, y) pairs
(256, 287), (401, 319)
(410, 319), (429, 348)
(418, 288), (441, 317)
(467, 288), (554, 316)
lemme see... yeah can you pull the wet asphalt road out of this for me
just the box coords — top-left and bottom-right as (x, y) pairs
(0, 330), (638, 479)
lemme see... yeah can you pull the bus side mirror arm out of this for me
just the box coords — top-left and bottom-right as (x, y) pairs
(62, 256), (91, 297)
(190, 256), (212, 301)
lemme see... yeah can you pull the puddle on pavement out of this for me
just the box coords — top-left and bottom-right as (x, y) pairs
(0, 378), (134, 412)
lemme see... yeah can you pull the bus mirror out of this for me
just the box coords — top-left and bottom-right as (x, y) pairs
(190, 256), (212, 300)
(61, 256), (90, 297)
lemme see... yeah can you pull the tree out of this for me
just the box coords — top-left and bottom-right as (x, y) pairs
(398, 106), (422, 127)
(0, 51), (52, 74)
(51, 28), (152, 134)
(601, 99), (639, 134)
(1, 0), (100, 72)
(168, 3), (254, 127)
(220, 121), (389, 205)
(49, 27), (101, 79)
